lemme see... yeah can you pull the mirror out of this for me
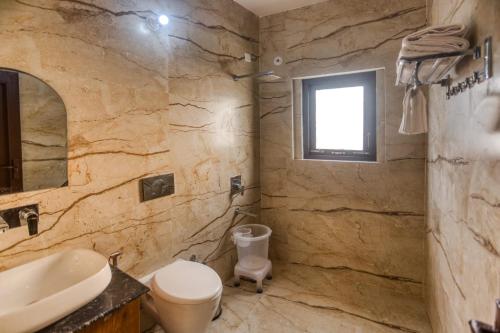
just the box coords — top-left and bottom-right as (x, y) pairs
(0, 69), (67, 195)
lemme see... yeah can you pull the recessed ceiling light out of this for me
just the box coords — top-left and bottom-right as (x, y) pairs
(158, 15), (169, 26)
(146, 14), (169, 31)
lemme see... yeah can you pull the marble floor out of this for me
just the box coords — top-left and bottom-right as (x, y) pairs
(148, 262), (432, 333)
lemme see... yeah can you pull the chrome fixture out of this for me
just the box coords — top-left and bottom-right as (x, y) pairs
(188, 254), (209, 266)
(19, 208), (38, 236)
(233, 51), (282, 82)
(108, 251), (122, 268)
(244, 52), (258, 62)
(0, 216), (9, 233)
(235, 208), (257, 218)
(397, 36), (493, 99)
(232, 70), (282, 82)
(230, 175), (245, 196)
(19, 207), (38, 236)
(469, 299), (499, 333)
(441, 38), (492, 99)
(0, 204), (39, 235)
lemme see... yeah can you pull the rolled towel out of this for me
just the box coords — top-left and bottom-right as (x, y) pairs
(399, 86), (427, 135)
(400, 24), (469, 59)
(396, 24), (470, 85)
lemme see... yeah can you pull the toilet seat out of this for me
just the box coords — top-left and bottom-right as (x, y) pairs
(152, 260), (222, 305)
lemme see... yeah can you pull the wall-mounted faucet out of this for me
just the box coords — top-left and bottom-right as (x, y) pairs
(0, 216), (9, 233)
(108, 251), (122, 268)
(19, 208), (39, 236)
(235, 208), (257, 218)
(0, 204), (39, 235)
(469, 299), (500, 333)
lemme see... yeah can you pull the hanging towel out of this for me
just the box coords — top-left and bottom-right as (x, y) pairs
(399, 86), (427, 135)
(396, 24), (470, 85)
(397, 25), (469, 135)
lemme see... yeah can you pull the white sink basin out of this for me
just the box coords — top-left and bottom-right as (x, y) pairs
(0, 249), (112, 333)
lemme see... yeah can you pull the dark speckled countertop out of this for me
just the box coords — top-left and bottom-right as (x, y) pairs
(38, 267), (149, 333)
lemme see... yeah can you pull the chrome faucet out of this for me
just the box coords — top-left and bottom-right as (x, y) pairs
(469, 299), (500, 333)
(19, 208), (39, 236)
(108, 251), (122, 268)
(0, 216), (9, 233)
(235, 208), (257, 218)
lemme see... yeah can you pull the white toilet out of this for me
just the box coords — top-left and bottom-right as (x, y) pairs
(141, 259), (223, 333)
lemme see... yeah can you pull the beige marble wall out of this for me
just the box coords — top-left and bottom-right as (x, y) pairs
(0, 0), (259, 281)
(19, 72), (68, 191)
(426, 0), (500, 331)
(259, 0), (428, 285)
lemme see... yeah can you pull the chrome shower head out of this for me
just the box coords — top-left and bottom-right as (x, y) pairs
(232, 70), (282, 82)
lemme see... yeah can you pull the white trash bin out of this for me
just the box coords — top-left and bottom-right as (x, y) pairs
(232, 224), (272, 293)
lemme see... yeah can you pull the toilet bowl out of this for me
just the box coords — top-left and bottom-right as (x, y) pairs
(141, 260), (222, 333)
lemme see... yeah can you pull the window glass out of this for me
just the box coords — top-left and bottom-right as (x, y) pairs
(315, 86), (364, 151)
(302, 71), (376, 162)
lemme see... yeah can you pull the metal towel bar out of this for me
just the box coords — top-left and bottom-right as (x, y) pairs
(397, 36), (493, 99)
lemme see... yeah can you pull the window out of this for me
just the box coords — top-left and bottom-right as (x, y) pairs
(302, 71), (377, 161)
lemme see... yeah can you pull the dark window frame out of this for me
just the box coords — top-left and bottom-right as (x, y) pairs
(0, 71), (23, 193)
(302, 71), (377, 162)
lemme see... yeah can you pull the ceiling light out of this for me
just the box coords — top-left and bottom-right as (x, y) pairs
(158, 15), (169, 26)
(146, 14), (169, 31)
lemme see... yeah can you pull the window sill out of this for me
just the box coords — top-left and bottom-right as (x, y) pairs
(296, 158), (381, 164)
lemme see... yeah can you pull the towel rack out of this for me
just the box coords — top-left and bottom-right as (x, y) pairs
(396, 36), (493, 99)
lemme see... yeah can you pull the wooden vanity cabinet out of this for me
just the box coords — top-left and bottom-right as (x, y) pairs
(79, 299), (141, 333)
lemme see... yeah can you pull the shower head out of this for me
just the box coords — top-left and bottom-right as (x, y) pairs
(257, 72), (282, 82)
(232, 70), (281, 82)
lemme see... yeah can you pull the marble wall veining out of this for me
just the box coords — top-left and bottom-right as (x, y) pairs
(0, 0), (259, 281)
(2, 1), (498, 331)
(259, 0), (428, 284)
(426, 0), (500, 331)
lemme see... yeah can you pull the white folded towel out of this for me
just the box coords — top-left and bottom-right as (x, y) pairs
(399, 24), (469, 59)
(396, 24), (470, 85)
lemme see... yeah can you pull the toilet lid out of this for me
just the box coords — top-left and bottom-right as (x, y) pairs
(152, 260), (222, 305)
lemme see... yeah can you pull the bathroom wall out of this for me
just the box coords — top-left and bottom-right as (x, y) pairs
(259, 0), (428, 284)
(0, 0), (259, 281)
(426, 0), (500, 331)
(19, 73), (68, 191)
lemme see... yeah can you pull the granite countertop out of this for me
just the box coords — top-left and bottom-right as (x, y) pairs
(38, 267), (149, 333)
